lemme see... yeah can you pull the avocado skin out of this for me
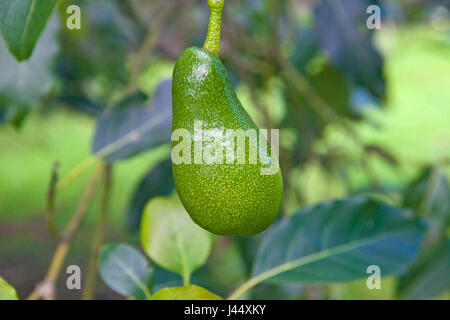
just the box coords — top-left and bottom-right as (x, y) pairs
(172, 47), (283, 236)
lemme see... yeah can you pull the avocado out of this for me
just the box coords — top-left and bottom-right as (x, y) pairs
(171, 0), (283, 236)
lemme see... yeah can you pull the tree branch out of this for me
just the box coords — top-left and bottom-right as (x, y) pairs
(82, 163), (113, 300)
(27, 163), (105, 300)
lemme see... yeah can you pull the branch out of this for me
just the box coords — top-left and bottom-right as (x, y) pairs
(117, 3), (172, 103)
(52, 4), (173, 193)
(46, 161), (60, 238)
(27, 163), (105, 300)
(82, 163), (113, 300)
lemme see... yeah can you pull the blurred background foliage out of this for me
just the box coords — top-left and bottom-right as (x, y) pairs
(0, 0), (449, 299)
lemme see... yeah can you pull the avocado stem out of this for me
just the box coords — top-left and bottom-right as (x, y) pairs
(202, 0), (224, 56)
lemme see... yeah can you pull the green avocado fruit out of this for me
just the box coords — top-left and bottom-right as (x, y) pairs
(170, 0), (282, 236)
(171, 46), (283, 236)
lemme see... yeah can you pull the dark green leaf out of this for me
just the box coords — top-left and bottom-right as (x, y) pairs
(313, 0), (385, 97)
(0, 16), (58, 125)
(127, 158), (174, 231)
(153, 267), (183, 292)
(307, 64), (353, 118)
(403, 167), (450, 242)
(253, 197), (424, 284)
(291, 27), (319, 73)
(98, 244), (153, 299)
(91, 79), (172, 161)
(0, 0), (58, 61)
(397, 238), (450, 299)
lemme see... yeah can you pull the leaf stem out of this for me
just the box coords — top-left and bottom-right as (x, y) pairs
(82, 163), (113, 300)
(55, 156), (99, 192)
(170, 214), (191, 286)
(203, 0), (224, 56)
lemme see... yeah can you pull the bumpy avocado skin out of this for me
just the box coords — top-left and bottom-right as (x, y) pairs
(172, 47), (283, 236)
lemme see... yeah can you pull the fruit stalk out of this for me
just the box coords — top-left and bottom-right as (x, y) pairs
(202, 0), (224, 56)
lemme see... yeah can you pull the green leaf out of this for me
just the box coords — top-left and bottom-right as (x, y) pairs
(140, 196), (212, 284)
(403, 167), (450, 242)
(153, 267), (183, 292)
(149, 285), (222, 300)
(0, 0), (58, 61)
(397, 238), (450, 300)
(0, 15), (58, 126)
(98, 244), (153, 299)
(127, 158), (174, 231)
(236, 197), (424, 296)
(91, 79), (172, 161)
(313, 0), (385, 97)
(0, 276), (18, 300)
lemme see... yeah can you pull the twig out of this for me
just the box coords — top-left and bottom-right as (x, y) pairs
(52, 3), (172, 193)
(116, 3), (172, 103)
(46, 161), (60, 238)
(278, 55), (340, 123)
(277, 55), (386, 187)
(27, 163), (105, 300)
(55, 156), (99, 192)
(82, 163), (113, 300)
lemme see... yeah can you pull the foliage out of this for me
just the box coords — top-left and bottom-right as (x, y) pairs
(149, 285), (222, 300)
(0, 13), (58, 126)
(91, 80), (172, 161)
(98, 244), (153, 299)
(0, 0), (449, 300)
(140, 197), (212, 285)
(253, 198), (423, 283)
(0, 276), (18, 300)
(0, 0), (58, 61)
(397, 238), (450, 300)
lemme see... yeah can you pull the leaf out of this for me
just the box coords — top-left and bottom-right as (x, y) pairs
(92, 79), (172, 161)
(397, 168), (450, 299)
(153, 267), (183, 292)
(313, 0), (385, 97)
(0, 16), (58, 126)
(140, 197), (212, 282)
(309, 64), (352, 118)
(149, 285), (222, 300)
(290, 63), (353, 120)
(291, 27), (319, 73)
(0, 276), (18, 300)
(98, 244), (153, 299)
(252, 197), (424, 285)
(0, 0), (58, 61)
(403, 167), (450, 242)
(56, 0), (135, 114)
(397, 238), (450, 299)
(127, 158), (175, 231)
